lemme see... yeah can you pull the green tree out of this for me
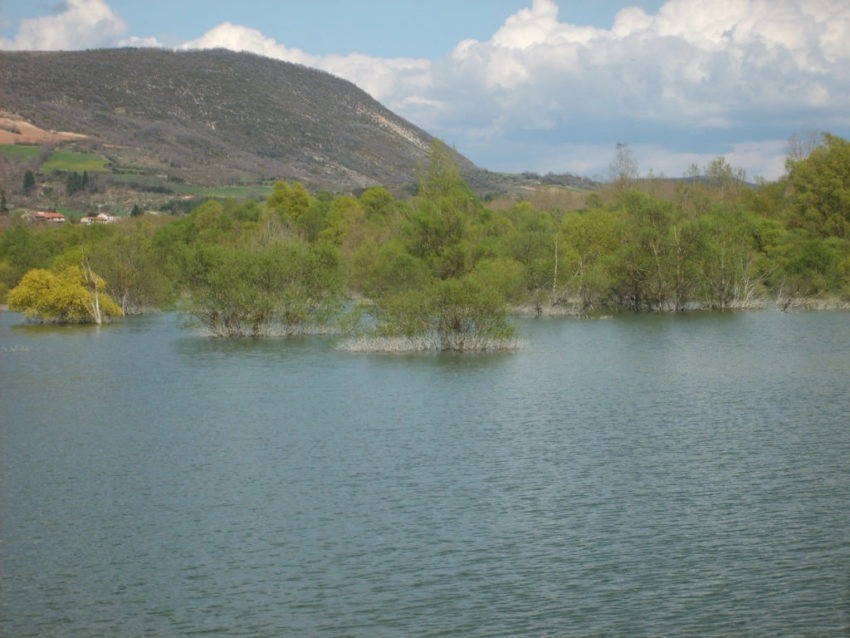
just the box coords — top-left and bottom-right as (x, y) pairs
(0, 224), (70, 294)
(320, 195), (367, 253)
(357, 141), (517, 350)
(189, 199), (236, 244)
(65, 171), (90, 196)
(88, 220), (173, 313)
(373, 271), (515, 351)
(360, 186), (398, 225)
(676, 163), (711, 218)
(611, 191), (674, 310)
(559, 208), (623, 310)
(504, 202), (556, 304)
(704, 157), (747, 201)
(430, 272), (515, 351)
(667, 217), (706, 310)
(23, 170), (35, 195)
(786, 133), (850, 238)
(407, 140), (479, 279)
(362, 238), (428, 298)
(296, 194), (329, 242)
(266, 180), (312, 224)
(775, 231), (849, 299)
(185, 240), (342, 337)
(694, 206), (766, 309)
(150, 214), (198, 290)
(416, 139), (474, 208)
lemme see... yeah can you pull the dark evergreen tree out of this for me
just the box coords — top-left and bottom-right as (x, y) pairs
(66, 171), (87, 196)
(23, 170), (35, 195)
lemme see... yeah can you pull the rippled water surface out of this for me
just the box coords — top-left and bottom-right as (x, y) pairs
(2, 310), (849, 636)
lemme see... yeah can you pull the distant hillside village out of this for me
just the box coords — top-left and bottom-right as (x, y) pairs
(23, 210), (118, 225)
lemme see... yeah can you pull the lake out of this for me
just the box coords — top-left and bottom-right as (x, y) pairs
(1, 309), (849, 636)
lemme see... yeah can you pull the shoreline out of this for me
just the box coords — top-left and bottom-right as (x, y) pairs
(4, 298), (850, 319)
(512, 295), (850, 317)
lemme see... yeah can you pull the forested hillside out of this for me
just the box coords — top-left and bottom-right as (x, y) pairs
(3, 135), (849, 350)
(0, 48), (476, 192)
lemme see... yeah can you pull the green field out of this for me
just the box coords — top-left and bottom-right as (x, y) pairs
(41, 150), (110, 173)
(0, 145), (41, 161)
(0, 145), (111, 173)
(110, 173), (275, 200)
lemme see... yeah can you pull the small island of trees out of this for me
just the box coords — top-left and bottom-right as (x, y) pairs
(2, 135), (850, 351)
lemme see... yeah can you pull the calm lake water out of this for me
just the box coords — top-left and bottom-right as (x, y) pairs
(1, 309), (849, 636)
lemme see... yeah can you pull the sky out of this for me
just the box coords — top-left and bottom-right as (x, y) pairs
(1, 0), (848, 182)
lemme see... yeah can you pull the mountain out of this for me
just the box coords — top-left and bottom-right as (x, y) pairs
(0, 48), (493, 193)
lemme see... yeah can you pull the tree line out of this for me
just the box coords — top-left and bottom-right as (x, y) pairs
(2, 135), (849, 350)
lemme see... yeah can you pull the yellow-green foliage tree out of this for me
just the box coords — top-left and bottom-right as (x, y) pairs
(8, 265), (122, 324)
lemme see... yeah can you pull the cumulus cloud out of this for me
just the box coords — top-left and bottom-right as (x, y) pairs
(0, 0), (127, 50)
(178, 22), (432, 109)
(180, 23), (314, 66)
(432, 0), (850, 126)
(414, 0), (850, 179)
(120, 36), (164, 48)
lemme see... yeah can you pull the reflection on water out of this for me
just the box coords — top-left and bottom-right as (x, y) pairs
(2, 310), (849, 636)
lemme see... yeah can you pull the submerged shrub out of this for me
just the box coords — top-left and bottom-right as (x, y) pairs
(8, 265), (122, 324)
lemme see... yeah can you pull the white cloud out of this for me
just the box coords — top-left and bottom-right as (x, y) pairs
(179, 23), (313, 66)
(406, 0), (850, 178)
(0, 0), (127, 50)
(432, 0), (849, 122)
(120, 36), (164, 48)
(178, 22), (432, 108)
(316, 54), (432, 106)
